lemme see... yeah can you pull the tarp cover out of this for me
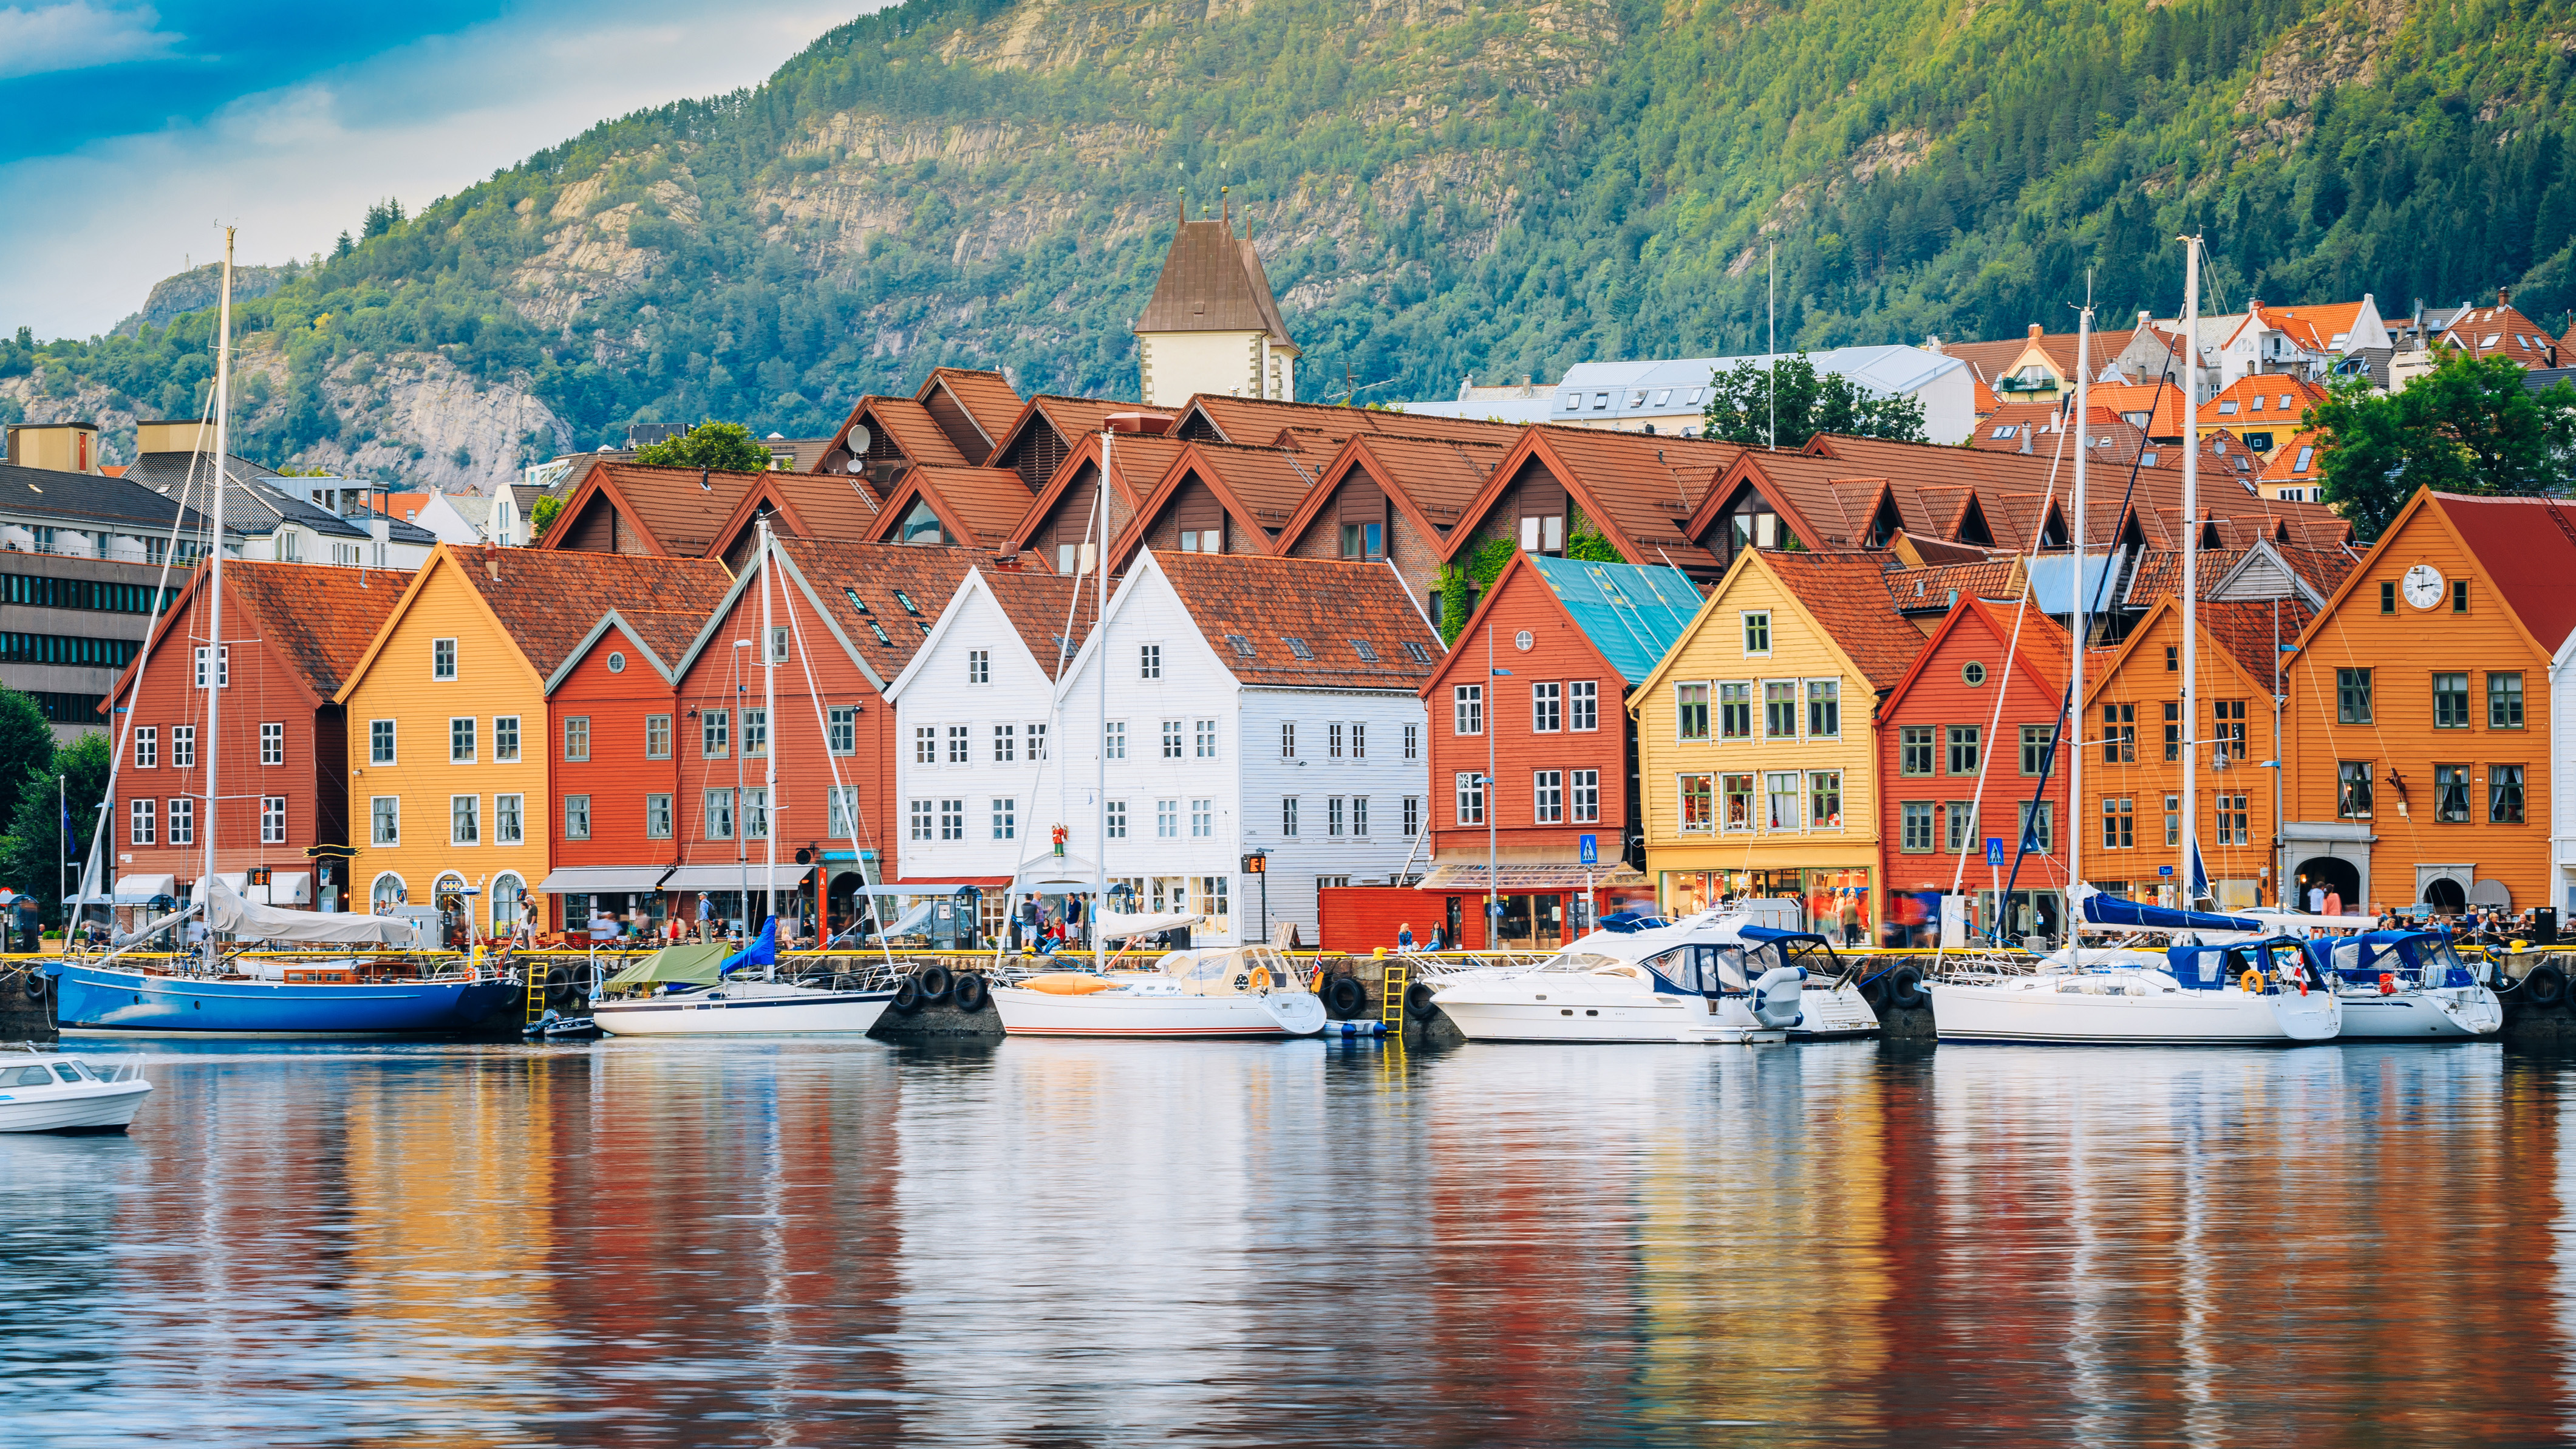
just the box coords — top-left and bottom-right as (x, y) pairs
(199, 875), (415, 946)
(2078, 888), (2263, 934)
(602, 942), (731, 987)
(1095, 910), (1205, 941)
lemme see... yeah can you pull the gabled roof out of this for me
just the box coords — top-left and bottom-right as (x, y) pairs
(914, 367), (1024, 459)
(1448, 429), (1737, 572)
(1692, 445), (2028, 554)
(1109, 441), (1324, 570)
(2257, 430), (2325, 484)
(106, 558), (403, 711)
(2430, 491), (2576, 652)
(1275, 432), (1510, 553)
(540, 460), (769, 557)
(707, 469), (884, 554)
(1175, 395), (1525, 452)
(857, 397), (975, 468)
(1884, 557), (2026, 615)
(976, 566), (1100, 683)
(1133, 212), (1295, 347)
(1755, 551), (1929, 690)
(2085, 591), (2305, 706)
(1003, 431), (1188, 557)
(1150, 551), (1442, 690)
(864, 466), (1035, 551)
(121, 451), (438, 545)
(1524, 554), (1703, 684)
(2431, 301), (2563, 368)
(1879, 595), (2068, 717)
(769, 538), (988, 681)
(2088, 380), (2190, 438)
(2204, 374), (2329, 429)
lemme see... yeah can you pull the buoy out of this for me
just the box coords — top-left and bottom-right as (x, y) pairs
(2240, 967), (2265, 995)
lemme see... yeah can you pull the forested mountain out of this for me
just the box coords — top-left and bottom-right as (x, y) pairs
(7, 0), (2575, 488)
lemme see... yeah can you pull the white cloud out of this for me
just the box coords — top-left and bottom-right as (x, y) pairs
(0, 1), (864, 338)
(0, 2), (180, 80)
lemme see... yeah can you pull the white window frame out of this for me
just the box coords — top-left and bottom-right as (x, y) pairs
(910, 799), (934, 842)
(369, 796), (398, 847)
(134, 726), (157, 769)
(1532, 682), (1562, 734)
(496, 793), (525, 845)
(1105, 721), (1126, 760)
(990, 797), (1017, 840)
(1453, 684), (1482, 736)
(167, 796), (193, 845)
(449, 794), (480, 846)
(171, 725), (194, 770)
(1742, 611), (1771, 656)
(451, 715), (477, 765)
(493, 715), (521, 763)
(131, 797), (155, 844)
(432, 638), (457, 680)
(260, 721), (285, 766)
(969, 648), (990, 685)
(1533, 769), (1563, 823)
(704, 788), (735, 841)
(1572, 769), (1600, 824)
(1191, 799), (1213, 838)
(261, 795), (287, 845)
(1570, 680), (1598, 732)
(1454, 772), (1484, 827)
(369, 720), (394, 766)
(1139, 643), (1162, 680)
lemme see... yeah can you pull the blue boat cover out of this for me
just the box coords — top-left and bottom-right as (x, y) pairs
(2165, 935), (2305, 990)
(2080, 892), (2264, 933)
(718, 916), (779, 976)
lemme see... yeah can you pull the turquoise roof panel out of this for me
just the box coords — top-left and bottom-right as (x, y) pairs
(1527, 554), (1703, 684)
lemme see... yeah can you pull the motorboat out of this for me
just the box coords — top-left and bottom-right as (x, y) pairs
(1430, 915), (1856, 1045)
(591, 929), (896, 1037)
(988, 944), (1327, 1037)
(1929, 933), (2341, 1044)
(0, 1049), (152, 1133)
(522, 1010), (602, 1042)
(2305, 931), (2501, 1038)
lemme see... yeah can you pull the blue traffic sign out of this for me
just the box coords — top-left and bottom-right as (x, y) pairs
(1578, 833), (1598, 865)
(2158, 865), (2175, 878)
(1985, 837), (2005, 867)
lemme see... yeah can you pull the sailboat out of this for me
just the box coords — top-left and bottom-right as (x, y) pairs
(50, 231), (520, 1038)
(1926, 248), (2343, 1045)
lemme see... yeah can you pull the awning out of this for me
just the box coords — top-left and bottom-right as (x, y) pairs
(1417, 863), (1651, 892)
(538, 866), (673, 893)
(661, 862), (814, 892)
(1012, 853), (1101, 891)
(72, 872), (178, 906)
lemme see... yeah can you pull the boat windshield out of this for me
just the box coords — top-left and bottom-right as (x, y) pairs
(1534, 950), (1632, 975)
(2420, 937), (2472, 985)
(4, 1063), (57, 1086)
(52, 1062), (90, 1083)
(1162, 946), (1295, 995)
(1645, 944), (1750, 995)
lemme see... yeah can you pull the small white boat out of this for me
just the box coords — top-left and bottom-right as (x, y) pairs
(1432, 914), (1850, 1045)
(0, 1050), (152, 1133)
(2310, 930), (2502, 1038)
(989, 944), (1327, 1037)
(1929, 936), (2342, 1045)
(588, 934), (896, 1037)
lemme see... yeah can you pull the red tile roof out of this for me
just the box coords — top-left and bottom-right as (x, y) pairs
(1180, 395), (1527, 452)
(2198, 597), (2318, 681)
(1150, 551), (1441, 690)
(1885, 558), (2026, 614)
(917, 367), (1024, 455)
(2258, 431), (2326, 485)
(2433, 301), (2564, 369)
(212, 560), (406, 700)
(2432, 492), (2576, 650)
(2204, 375), (2329, 432)
(1754, 550), (1926, 690)
(2090, 380), (2190, 438)
(543, 461), (771, 558)
(976, 565), (1100, 682)
(774, 538), (987, 678)
(451, 546), (734, 678)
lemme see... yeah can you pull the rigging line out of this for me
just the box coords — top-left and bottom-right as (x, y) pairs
(773, 550), (896, 972)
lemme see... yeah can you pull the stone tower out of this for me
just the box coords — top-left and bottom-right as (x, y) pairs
(1132, 197), (1300, 407)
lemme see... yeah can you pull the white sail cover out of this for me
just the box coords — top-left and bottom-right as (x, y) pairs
(200, 875), (415, 946)
(1094, 910), (1205, 941)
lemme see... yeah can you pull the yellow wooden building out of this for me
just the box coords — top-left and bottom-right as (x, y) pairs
(1630, 550), (1927, 938)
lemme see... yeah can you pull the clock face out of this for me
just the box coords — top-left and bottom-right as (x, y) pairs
(2401, 564), (2445, 610)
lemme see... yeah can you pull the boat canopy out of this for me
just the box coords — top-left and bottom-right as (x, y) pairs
(2303, 931), (2475, 990)
(200, 875), (414, 946)
(601, 942), (732, 987)
(2080, 890), (2264, 934)
(2165, 936), (2306, 990)
(1096, 910), (1204, 941)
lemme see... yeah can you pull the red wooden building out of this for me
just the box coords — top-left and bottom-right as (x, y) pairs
(1873, 595), (2075, 945)
(99, 559), (401, 913)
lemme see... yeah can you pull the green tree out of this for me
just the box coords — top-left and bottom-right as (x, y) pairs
(631, 421), (772, 472)
(0, 687), (53, 844)
(0, 734), (114, 929)
(2309, 353), (2576, 540)
(530, 494), (564, 539)
(1700, 354), (1928, 449)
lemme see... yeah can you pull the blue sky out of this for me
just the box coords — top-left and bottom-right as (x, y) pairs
(0, 1), (867, 339)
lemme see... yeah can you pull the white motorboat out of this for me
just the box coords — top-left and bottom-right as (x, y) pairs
(989, 944), (1327, 1037)
(592, 975), (896, 1037)
(1928, 935), (2341, 1044)
(0, 1050), (152, 1133)
(1432, 915), (1858, 1045)
(2308, 930), (2502, 1038)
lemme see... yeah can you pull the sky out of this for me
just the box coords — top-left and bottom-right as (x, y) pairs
(0, 0), (867, 341)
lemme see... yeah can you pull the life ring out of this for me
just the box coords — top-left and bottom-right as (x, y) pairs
(914, 964), (953, 1004)
(2240, 967), (2266, 995)
(1247, 966), (1273, 992)
(951, 972), (988, 1013)
(1323, 975), (1368, 1018)
(1886, 966), (1926, 1012)
(890, 977), (924, 1015)
(2522, 964), (2567, 1008)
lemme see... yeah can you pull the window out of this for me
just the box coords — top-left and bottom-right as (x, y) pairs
(2162, 701), (2181, 762)
(1277, 721), (1294, 759)
(745, 788), (769, 840)
(742, 709), (768, 759)
(2213, 793), (2247, 846)
(1719, 683), (1753, 740)
(1742, 612), (1771, 655)
(1195, 719), (1217, 758)
(450, 794), (479, 846)
(1139, 644), (1161, 680)
(2337, 668), (2373, 724)
(2008, 723), (2048, 778)
(451, 717), (476, 764)
(2432, 673), (2470, 729)
(1567, 680), (1599, 732)
(1327, 721), (1344, 759)
(490, 715), (519, 763)
(1327, 796), (1346, 836)
(369, 797), (396, 847)
(828, 788), (859, 837)
(2164, 793), (2180, 847)
(1807, 680), (1840, 738)
(2490, 673), (2524, 729)
(1104, 800), (1126, 839)
(2380, 581), (2397, 614)
(565, 795), (591, 840)
(1191, 876), (1230, 932)
(1900, 726), (1934, 776)
(1029, 722), (1048, 761)
(1351, 722), (1366, 760)
(1454, 686), (1482, 735)
(135, 727), (156, 769)
(1193, 798), (1213, 837)
(947, 725), (969, 764)
(828, 707), (856, 755)
(1535, 770), (1564, 823)
(431, 638), (458, 680)
(1341, 520), (1384, 559)
(2017, 800), (2052, 852)
(192, 646), (227, 687)
(2435, 765), (2472, 823)
(2102, 797), (2135, 848)
(1572, 769), (1600, 824)
(915, 726), (938, 765)
(1284, 636), (1315, 660)
(646, 794), (672, 839)
(1808, 771), (1842, 830)
(1352, 796), (1371, 836)
(1675, 683), (1709, 741)
(1765, 772), (1802, 831)
(990, 799), (1018, 840)
(1532, 682), (1562, 734)
(704, 789), (735, 840)
(1286, 796), (1304, 835)
(171, 726), (194, 770)
(1677, 772), (1715, 833)
(1945, 801), (1978, 854)
(2453, 579), (2469, 613)
(940, 799), (964, 840)
(260, 722), (284, 766)
(564, 717), (590, 762)
(770, 626), (791, 665)
(1147, 719), (1176, 759)
(496, 794), (525, 846)
(969, 649), (990, 684)
(2336, 762), (2373, 819)
(1454, 773), (1484, 826)
(1105, 721), (1126, 760)
(2212, 700), (2246, 758)
(1157, 799), (1179, 839)
(2492, 765), (2527, 823)
(1403, 796), (1420, 837)
(995, 723), (1017, 763)
(1764, 682), (1798, 739)
(129, 798), (157, 845)
(1902, 801), (1935, 853)
(2101, 705), (2133, 764)
(701, 710), (729, 759)
(1403, 723), (1419, 760)
(1720, 773), (1755, 831)
(1946, 725), (1980, 776)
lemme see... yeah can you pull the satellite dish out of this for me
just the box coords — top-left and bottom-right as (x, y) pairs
(844, 458), (865, 476)
(847, 424), (872, 454)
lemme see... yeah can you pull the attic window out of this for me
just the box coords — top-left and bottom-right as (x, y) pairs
(1562, 394), (1581, 412)
(1652, 389), (1672, 406)
(867, 619), (892, 646)
(892, 588), (922, 615)
(2484, 335), (2501, 348)
(1225, 633), (1256, 658)
(2295, 446), (2314, 472)
(2249, 397), (2266, 411)
(2217, 401), (2238, 414)
(1403, 641), (1433, 664)
(1283, 636), (1315, 660)
(1349, 638), (1379, 661)
(2277, 394), (2293, 409)
(1992, 426), (2018, 439)
(1627, 390), (1647, 407)
(843, 587), (873, 616)
(1685, 389), (1703, 404)
(1592, 393), (1610, 411)
(2140, 451), (2160, 466)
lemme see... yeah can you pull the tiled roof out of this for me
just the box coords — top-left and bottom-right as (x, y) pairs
(449, 546), (733, 678)
(976, 565), (1100, 682)
(216, 560), (404, 699)
(2433, 301), (2564, 369)
(1525, 554), (1702, 684)
(1182, 395), (1525, 452)
(1177, 441), (1326, 530)
(1894, 533), (2002, 567)
(1719, 444), (2040, 552)
(862, 398), (975, 468)
(1337, 434), (1508, 528)
(2122, 542), (2353, 609)
(1938, 336), (2034, 387)
(2205, 375), (2328, 429)
(2258, 431), (2325, 483)
(2089, 380), (2190, 437)
(2199, 598), (2318, 681)
(913, 466), (1037, 547)
(1885, 557), (2025, 613)
(918, 367), (1024, 454)
(775, 538), (986, 676)
(1133, 216), (1295, 344)
(1755, 550), (1925, 690)
(2431, 492), (2576, 650)
(764, 469), (886, 535)
(1526, 429), (1740, 567)
(1150, 551), (1441, 690)
(548, 460), (769, 557)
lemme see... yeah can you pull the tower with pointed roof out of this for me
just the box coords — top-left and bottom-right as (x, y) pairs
(1132, 195), (1300, 407)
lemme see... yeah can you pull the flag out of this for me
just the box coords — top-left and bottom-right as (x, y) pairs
(718, 916), (777, 977)
(2189, 839), (2209, 899)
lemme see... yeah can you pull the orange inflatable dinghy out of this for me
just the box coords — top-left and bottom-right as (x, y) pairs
(1020, 972), (1116, 995)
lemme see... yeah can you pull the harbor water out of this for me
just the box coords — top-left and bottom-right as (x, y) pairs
(4, 1036), (2569, 1445)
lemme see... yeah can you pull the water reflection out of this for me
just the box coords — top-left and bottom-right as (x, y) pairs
(2, 1038), (2570, 1444)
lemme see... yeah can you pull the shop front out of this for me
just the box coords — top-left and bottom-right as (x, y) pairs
(1414, 863), (1655, 950)
(1653, 849), (1878, 945)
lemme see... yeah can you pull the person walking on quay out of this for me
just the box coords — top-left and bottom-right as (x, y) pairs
(695, 892), (714, 943)
(2324, 887), (2343, 919)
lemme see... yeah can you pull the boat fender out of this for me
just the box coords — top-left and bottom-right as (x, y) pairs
(1859, 973), (1891, 1011)
(2378, 972), (2397, 997)
(2240, 968), (2265, 995)
(914, 964), (953, 1004)
(545, 966), (571, 991)
(890, 977), (924, 1015)
(951, 972), (988, 1013)
(1404, 982), (1437, 1017)
(19, 969), (46, 1001)
(1886, 966), (1926, 1012)
(1751, 966), (1805, 1029)
(2523, 964), (2566, 1008)
(1323, 975), (1368, 1018)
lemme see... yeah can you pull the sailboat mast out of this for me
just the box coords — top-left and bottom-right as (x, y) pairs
(760, 517), (778, 944)
(2067, 301), (2088, 953)
(2179, 236), (2202, 903)
(203, 227), (234, 967)
(1093, 428), (1111, 947)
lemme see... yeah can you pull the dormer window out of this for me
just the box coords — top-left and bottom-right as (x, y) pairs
(899, 499), (948, 545)
(1283, 636), (1314, 660)
(1562, 394), (1581, 412)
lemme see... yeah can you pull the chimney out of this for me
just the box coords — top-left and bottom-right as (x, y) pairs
(482, 540), (501, 580)
(2028, 324), (2042, 339)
